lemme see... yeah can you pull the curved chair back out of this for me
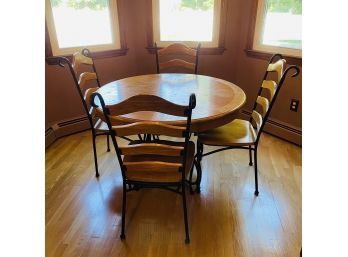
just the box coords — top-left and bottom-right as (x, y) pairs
(91, 93), (196, 183)
(155, 42), (201, 74)
(250, 54), (300, 145)
(72, 49), (101, 87)
(46, 49), (101, 129)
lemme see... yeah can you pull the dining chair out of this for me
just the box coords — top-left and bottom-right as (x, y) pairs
(155, 42), (201, 74)
(195, 54), (300, 195)
(46, 49), (131, 177)
(91, 92), (197, 244)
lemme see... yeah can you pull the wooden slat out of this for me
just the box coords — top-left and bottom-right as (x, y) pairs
(107, 94), (188, 117)
(123, 161), (182, 173)
(84, 87), (98, 113)
(251, 110), (263, 132)
(256, 96), (269, 116)
(119, 143), (183, 156)
(261, 80), (277, 100)
(72, 51), (93, 74)
(267, 59), (286, 82)
(159, 59), (195, 71)
(79, 72), (97, 91)
(248, 122), (257, 142)
(158, 43), (197, 57)
(84, 87), (98, 103)
(73, 52), (93, 66)
(112, 122), (186, 137)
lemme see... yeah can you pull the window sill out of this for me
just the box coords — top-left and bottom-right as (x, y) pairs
(45, 48), (129, 59)
(146, 46), (226, 55)
(245, 49), (302, 66)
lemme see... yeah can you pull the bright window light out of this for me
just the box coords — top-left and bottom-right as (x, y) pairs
(262, 0), (302, 49)
(46, 0), (121, 55)
(159, 0), (215, 42)
(50, 0), (113, 48)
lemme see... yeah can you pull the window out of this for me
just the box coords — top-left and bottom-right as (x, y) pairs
(151, 0), (224, 49)
(252, 0), (302, 57)
(45, 0), (124, 56)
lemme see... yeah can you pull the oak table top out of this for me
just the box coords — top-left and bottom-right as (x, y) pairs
(96, 73), (246, 132)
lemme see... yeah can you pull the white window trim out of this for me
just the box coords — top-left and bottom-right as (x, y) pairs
(45, 0), (121, 56)
(253, 0), (302, 58)
(152, 0), (221, 48)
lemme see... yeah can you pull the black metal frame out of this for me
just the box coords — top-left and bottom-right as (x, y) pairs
(154, 42), (201, 74)
(91, 92), (197, 244)
(46, 49), (123, 177)
(195, 54), (300, 195)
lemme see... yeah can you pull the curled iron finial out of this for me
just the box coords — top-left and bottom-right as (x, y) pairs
(82, 48), (92, 58)
(90, 92), (106, 109)
(58, 57), (70, 67)
(284, 65), (300, 78)
(45, 56), (71, 68)
(279, 65), (300, 86)
(270, 53), (283, 64)
(189, 93), (196, 110)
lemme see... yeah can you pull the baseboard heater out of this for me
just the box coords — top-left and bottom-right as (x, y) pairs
(45, 115), (90, 148)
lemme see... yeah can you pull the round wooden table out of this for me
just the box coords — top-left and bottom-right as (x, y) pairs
(97, 73), (246, 132)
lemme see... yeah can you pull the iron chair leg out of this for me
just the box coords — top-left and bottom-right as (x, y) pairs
(188, 163), (195, 194)
(195, 158), (202, 193)
(106, 134), (110, 152)
(254, 148), (259, 196)
(181, 182), (190, 244)
(92, 133), (99, 177)
(197, 141), (203, 162)
(120, 181), (127, 239)
(195, 141), (203, 193)
(249, 146), (253, 166)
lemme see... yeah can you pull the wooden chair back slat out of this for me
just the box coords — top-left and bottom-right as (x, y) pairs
(251, 110), (263, 132)
(249, 54), (300, 144)
(158, 43), (197, 57)
(84, 87), (98, 102)
(261, 80), (277, 101)
(72, 52), (93, 74)
(159, 59), (195, 72)
(84, 87), (98, 112)
(267, 59), (286, 83)
(119, 143), (184, 156)
(122, 168), (184, 183)
(248, 123), (258, 142)
(106, 94), (188, 117)
(123, 161), (182, 173)
(79, 72), (98, 91)
(155, 42), (200, 74)
(256, 96), (269, 116)
(112, 122), (186, 137)
(91, 92), (196, 184)
(46, 49), (102, 134)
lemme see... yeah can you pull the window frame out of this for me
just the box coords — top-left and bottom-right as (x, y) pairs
(246, 0), (302, 64)
(146, 0), (227, 55)
(45, 0), (128, 58)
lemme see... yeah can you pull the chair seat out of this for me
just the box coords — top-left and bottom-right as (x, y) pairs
(123, 141), (195, 183)
(198, 119), (256, 147)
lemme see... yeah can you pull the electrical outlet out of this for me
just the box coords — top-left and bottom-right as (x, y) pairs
(290, 99), (299, 112)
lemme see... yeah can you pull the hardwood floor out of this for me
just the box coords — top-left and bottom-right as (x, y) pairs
(46, 131), (302, 257)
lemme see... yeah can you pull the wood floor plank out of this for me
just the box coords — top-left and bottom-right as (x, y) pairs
(46, 131), (302, 257)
